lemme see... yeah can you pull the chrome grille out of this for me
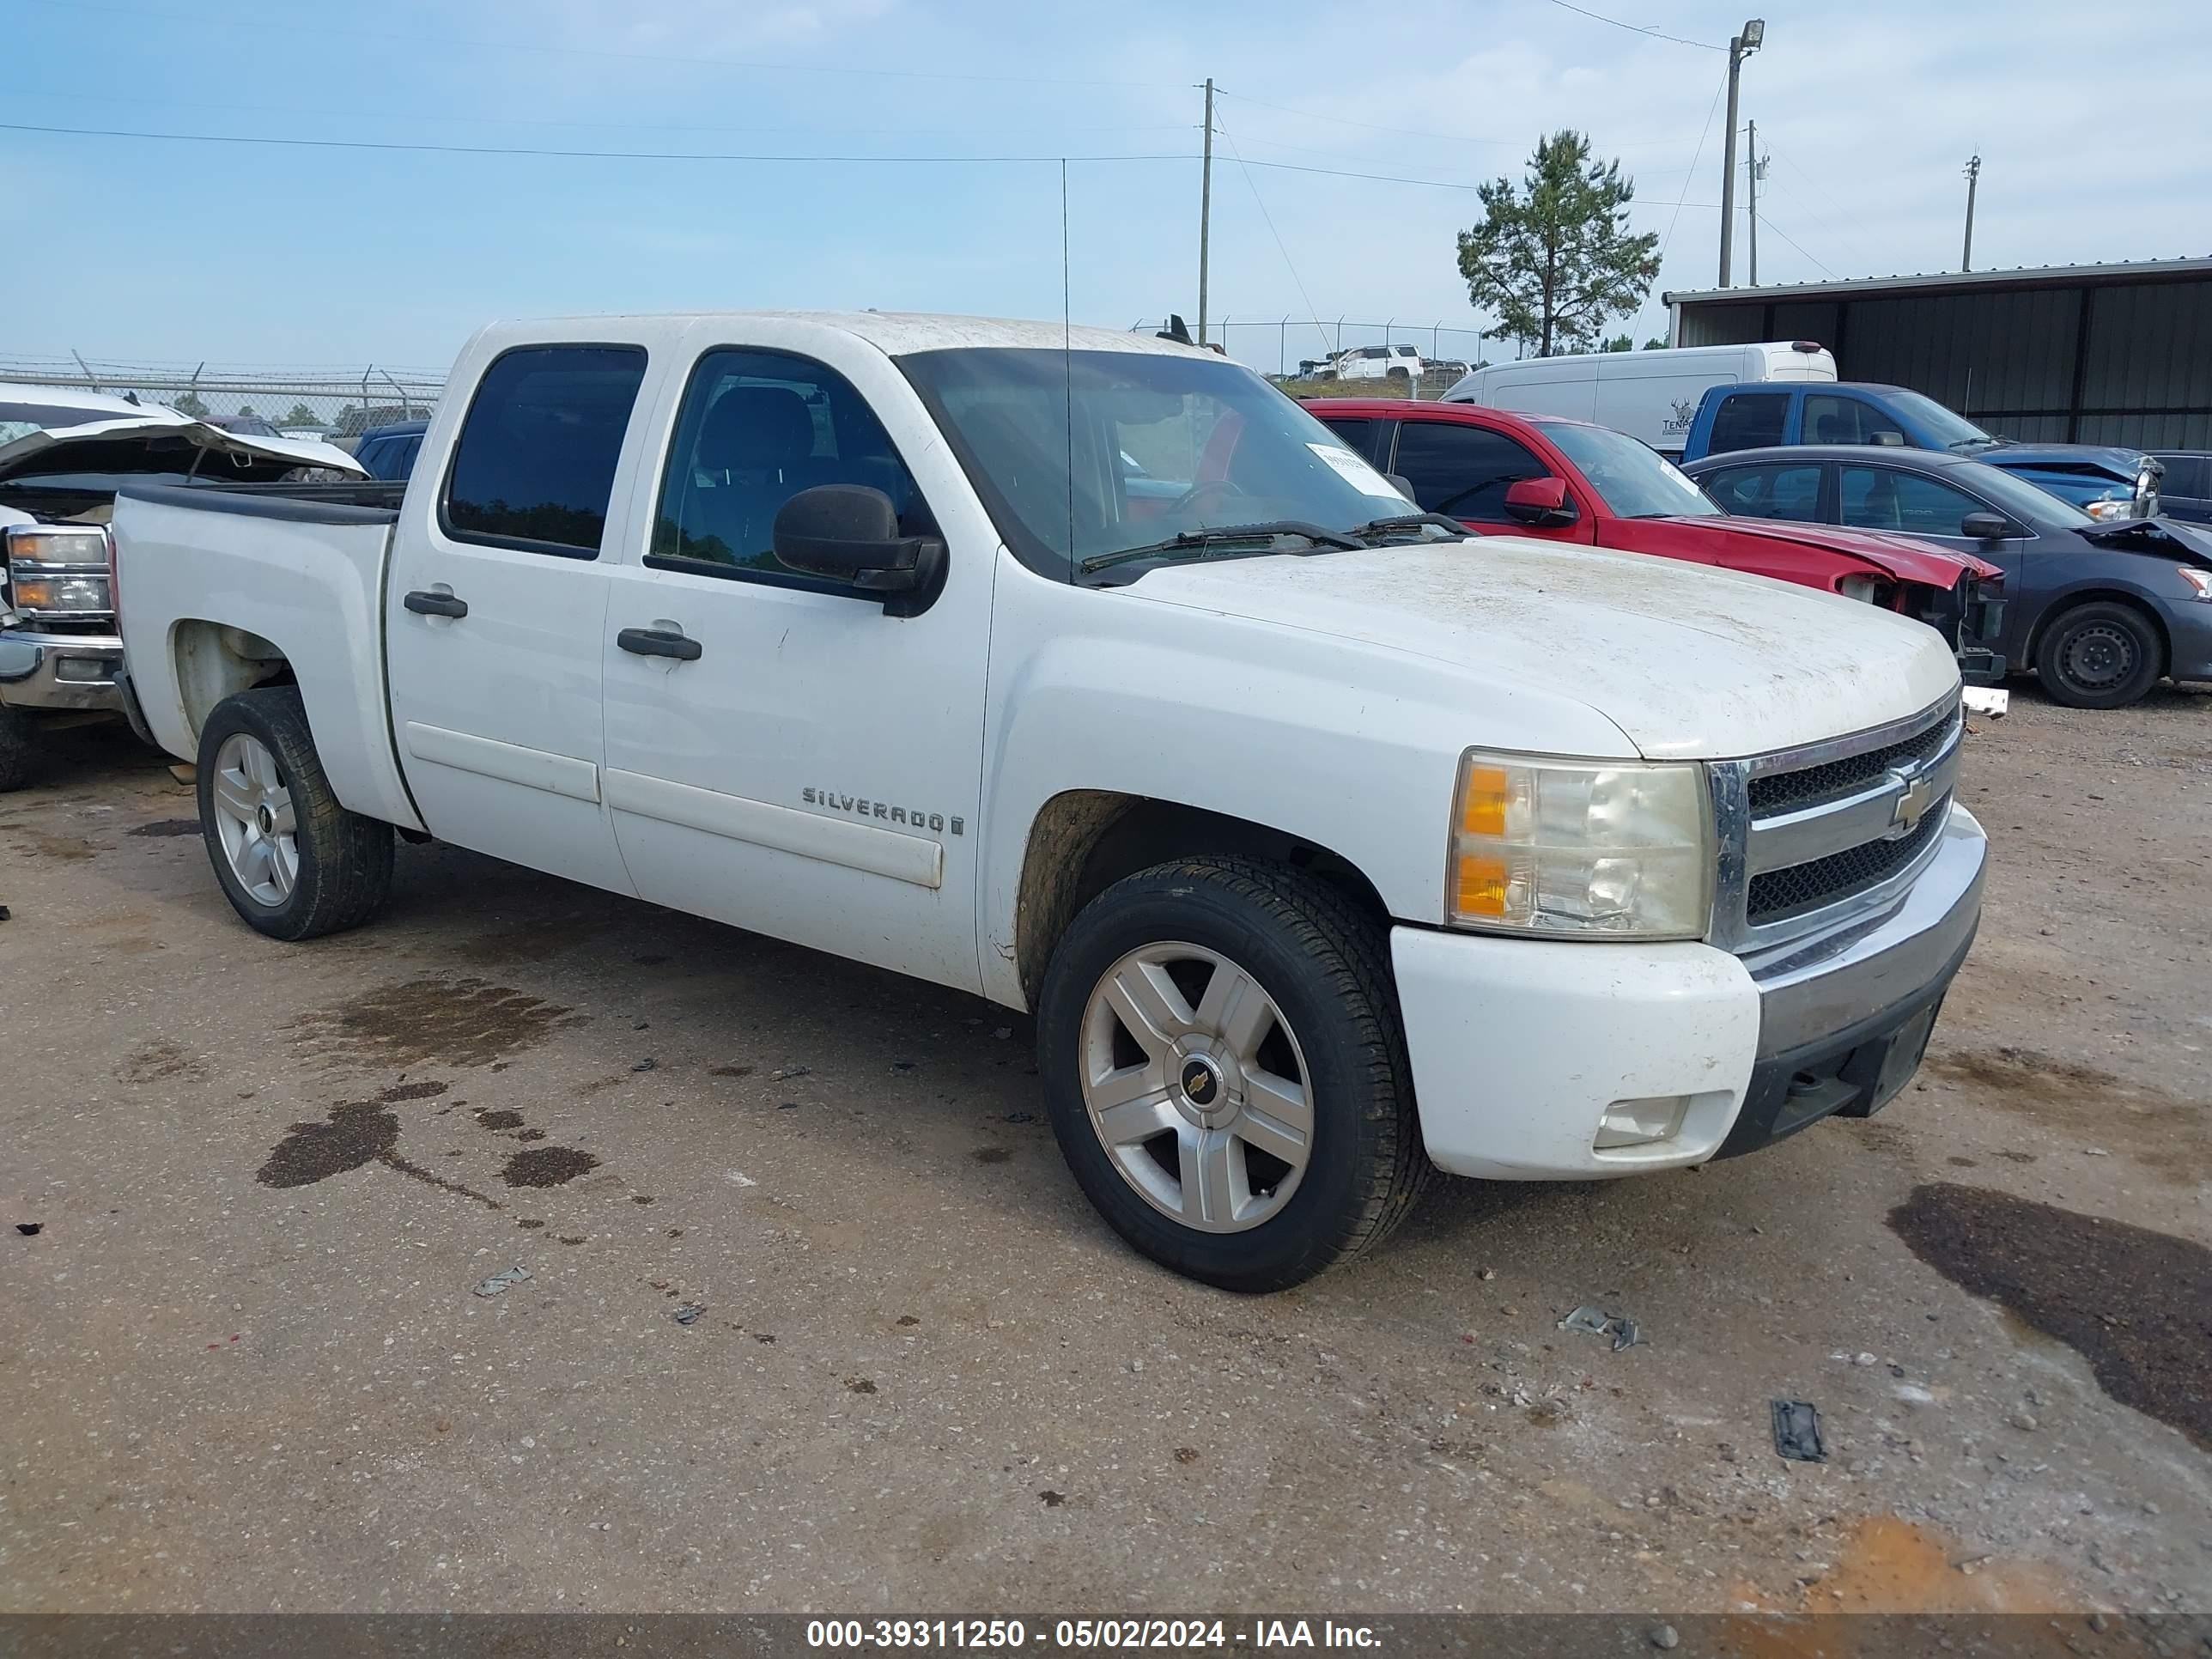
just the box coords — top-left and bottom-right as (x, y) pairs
(1709, 693), (1963, 954)
(1746, 708), (1959, 816)
(1747, 793), (1950, 924)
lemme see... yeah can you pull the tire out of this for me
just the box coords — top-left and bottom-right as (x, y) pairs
(0, 703), (34, 793)
(1036, 856), (1431, 1292)
(196, 687), (394, 940)
(2034, 600), (2163, 709)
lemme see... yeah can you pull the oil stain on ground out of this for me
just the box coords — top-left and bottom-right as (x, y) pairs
(257, 1080), (504, 1210)
(118, 1038), (208, 1085)
(501, 1146), (600, 1188)
(1888, 1182), (2211, 1449)
(290, 975), (585, 1070)
(128, 818), (202, 838)
(1926, 1045), (2207, 1181)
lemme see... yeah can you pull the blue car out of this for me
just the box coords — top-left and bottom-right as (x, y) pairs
(1680, 382), (2160, 520)
(354, 419), (427, 482)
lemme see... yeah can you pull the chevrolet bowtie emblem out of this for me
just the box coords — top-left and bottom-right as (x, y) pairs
(1890, 769), (1936, 835)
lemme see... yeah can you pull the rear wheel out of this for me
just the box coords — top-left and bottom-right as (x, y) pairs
(0, 704), (34, 793)
(197, 687), (394, 939)
(1036, 857), (1430, 1291)
(2034, 600), (2162, 709)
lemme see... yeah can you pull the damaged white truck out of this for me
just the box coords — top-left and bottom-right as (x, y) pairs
(0, 384), (363, 789)
(110, 313), (1986, 1290)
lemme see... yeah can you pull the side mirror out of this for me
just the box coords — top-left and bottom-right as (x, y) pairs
(1960, 511), (2012, 542)
(1386, 473), (1417, 502)
(773, 484), (944, 616)
(1870, 429), (1906, 447)
(1503, 475), (1575, 526)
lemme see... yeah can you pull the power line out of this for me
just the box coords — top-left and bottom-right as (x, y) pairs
(1657, 66), (1729, 266)
(1212, 111), (1337, 360)
(1214, 88), (1704, 155)
(1534, 0), (1723, 51)
(1, 119), (1727, 201)
(20, 0), (1177, 87)
(1214, 90), (1522, 149)
(1753, 211), (1838, 279)
(0, 121), (1192, 167)
(1, 88), (1197, 143)
(1768, 149), (1876, 270)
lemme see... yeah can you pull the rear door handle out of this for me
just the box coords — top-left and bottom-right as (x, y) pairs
(403, 590), (468, 619)
(617, 626), (702, 662)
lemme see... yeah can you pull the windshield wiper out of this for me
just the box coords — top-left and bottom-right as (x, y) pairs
(1948, 435), (2006, 452)
(1079, 520), (1364, 574)
(1345, 511), (1468, 541)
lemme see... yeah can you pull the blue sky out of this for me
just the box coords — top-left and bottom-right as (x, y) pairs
(4, 0), (2209, 374)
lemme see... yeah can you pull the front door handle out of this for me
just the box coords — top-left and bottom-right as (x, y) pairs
(403, 590), (468, 619)
(617, 626), (702, 662)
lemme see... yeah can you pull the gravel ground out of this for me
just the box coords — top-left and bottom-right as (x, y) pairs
(3, 686), (2208, 1616)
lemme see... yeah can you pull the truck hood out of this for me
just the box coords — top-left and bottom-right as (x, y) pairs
(1665, 514), (2001, 586)
(0, 411), (366, 490)
(1972, 441), (2152, 482)
(1124, 538), (1961, 761)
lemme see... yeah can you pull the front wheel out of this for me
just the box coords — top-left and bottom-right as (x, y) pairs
(2034, 600), (2163, 709)
(197, 687), (394, 939)
(1036, 857), (1430, 1291)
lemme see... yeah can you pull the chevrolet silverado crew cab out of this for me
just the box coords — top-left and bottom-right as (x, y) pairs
(110, 313), (1987, 1291)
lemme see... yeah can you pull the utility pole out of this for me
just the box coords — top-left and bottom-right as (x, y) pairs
(1717, 18), (1765, 287)
(1198, 77), (1214, 346)
(1745, 119), (1759, 287)
(1961, 155), (1981, 272)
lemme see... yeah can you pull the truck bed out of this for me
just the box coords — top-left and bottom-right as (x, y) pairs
(112, 479), (423, 831)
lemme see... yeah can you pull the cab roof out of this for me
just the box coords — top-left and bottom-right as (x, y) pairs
(491, 311), (1215, 361)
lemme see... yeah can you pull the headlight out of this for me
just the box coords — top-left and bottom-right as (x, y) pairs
(8, 567), (113, 614)
(2083, 497), (2132, 522)
(2180, 567), (2212, 601)
(1448, 750), (1713, 939)
(4, 526), (114, 617)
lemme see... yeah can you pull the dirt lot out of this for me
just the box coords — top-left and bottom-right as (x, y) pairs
(3, 689), (2208, 1616)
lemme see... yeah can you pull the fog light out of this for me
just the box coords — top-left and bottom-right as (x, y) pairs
(1595, 1095), (1692, 1150)
(53, 655), (116, 684)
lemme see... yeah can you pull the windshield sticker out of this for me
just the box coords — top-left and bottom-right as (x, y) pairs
(1308, 442), (1407, 501)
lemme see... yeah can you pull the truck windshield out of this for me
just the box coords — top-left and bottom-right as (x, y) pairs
(1542, 422), (1719, 520)
(1886, 390), (1999, 452)
(897, 347), (1439, 580)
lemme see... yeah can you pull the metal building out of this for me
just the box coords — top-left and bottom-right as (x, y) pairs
(1662, 257), (2212, 449)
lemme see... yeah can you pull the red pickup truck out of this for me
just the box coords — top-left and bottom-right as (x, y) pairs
(1304, 398), (2006, 680)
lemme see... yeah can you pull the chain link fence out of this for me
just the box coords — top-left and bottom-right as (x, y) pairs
(0, 355), (447, 446)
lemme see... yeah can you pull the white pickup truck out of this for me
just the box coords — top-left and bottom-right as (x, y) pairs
(109, 312), (1985, 1291)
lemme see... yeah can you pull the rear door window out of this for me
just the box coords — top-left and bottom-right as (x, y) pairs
(1700, 462), (1824, 521)
(1838, 465), (1987, 536)
(1706, 391), (1790, 454)
(442, 344), (647, 558)
(1388, 421), (1548, 521)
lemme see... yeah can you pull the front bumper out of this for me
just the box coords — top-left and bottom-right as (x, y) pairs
(0, 628), (129, 714)
(1392, 804), (1988, 1180)
(2163, 598), (2212, 683)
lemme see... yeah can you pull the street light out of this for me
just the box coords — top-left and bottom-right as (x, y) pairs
(1717, 18), (1765, 289)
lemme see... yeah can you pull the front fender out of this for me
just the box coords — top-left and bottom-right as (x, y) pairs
(972, 557), (1637, 1007)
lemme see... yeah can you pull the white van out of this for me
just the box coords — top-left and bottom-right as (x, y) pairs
(1442, 341), (1836, 456)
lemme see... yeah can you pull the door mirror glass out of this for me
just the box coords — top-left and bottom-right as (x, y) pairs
(773, 484), (945, 613)
(1502, 475), (1573, 526)
(1960, 510), (2011, 541)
